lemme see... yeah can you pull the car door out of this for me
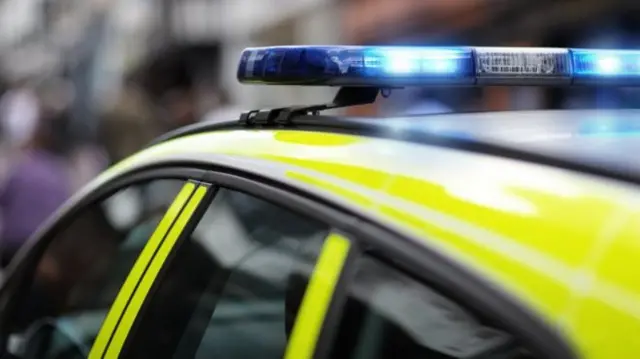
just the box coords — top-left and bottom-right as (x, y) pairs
(108, 181), (356, 359)
(85, 167), (574, 359)
(0, 167), (208, 359)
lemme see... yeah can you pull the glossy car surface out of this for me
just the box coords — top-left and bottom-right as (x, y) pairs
(0, 109), (637, 359)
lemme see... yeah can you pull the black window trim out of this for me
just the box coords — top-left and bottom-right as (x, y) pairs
(99, 179), (205, 358)
(120, 166), (577, 359)
(0, 165), (210, 354)
(119, 181), (219, 359)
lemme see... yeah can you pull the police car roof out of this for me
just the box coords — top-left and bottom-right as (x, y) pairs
(154, 108), (640, 184)
(378, 108), (640, 177)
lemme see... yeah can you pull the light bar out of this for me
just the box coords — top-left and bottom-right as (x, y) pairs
(237, 46), (640, 87)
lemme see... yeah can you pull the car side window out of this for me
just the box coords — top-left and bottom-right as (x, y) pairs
(328, 255), (539, 359)
(120, 188), (331, 359)
(4, 179), (186, 359)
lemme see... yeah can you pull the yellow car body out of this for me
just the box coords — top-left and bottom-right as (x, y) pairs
(0, 109), (638, 359)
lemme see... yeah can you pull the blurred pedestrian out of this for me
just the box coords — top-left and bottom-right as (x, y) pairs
(403, 100), (452, 115)
(40, 77), (108, 191)
(97, 80), (163, 165)
(201, 88), (243, 123)
(0, 78), (40, 149)
(161, 87), (200, 130)
(0, 108), (71, 268)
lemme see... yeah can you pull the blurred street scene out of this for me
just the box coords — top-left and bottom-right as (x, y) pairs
(0, 0), (639, 263)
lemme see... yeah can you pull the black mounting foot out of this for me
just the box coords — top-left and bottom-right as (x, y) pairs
(239, 87), (382, 126)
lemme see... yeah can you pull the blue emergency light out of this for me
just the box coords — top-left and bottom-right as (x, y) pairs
(237, 46), (640, 87)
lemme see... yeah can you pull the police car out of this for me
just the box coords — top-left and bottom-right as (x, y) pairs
(0, 46), (637, 359)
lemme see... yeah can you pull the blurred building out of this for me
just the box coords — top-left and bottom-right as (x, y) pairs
(0, 0), (113, 142)
(2, 0), (640, 132)
(134, 0), (343, 112)
(216, 0), (342, 109)
(0, 0), (348, 142)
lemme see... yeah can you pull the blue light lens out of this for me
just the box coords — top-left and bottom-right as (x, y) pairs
(362, 48), (469, 75)
(237, 46), (475, 86)
(572, 49), (640, 82)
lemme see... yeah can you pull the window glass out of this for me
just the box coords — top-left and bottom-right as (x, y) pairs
(329, 256), (538, 359)
(122, 188), (330, 359)
(5, 179), (186, 359)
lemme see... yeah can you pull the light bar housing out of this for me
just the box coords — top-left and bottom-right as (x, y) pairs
(237, 46), (640, 87)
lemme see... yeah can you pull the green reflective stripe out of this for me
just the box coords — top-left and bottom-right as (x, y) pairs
(88, 182), (197, 359)
(284, 232), (351, 359)
(104, 185), (209, 359)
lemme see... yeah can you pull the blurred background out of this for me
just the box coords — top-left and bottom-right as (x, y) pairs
(1, 0), (640, 263)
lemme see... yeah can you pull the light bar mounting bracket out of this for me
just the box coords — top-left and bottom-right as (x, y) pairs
(239, 86), (381, 126)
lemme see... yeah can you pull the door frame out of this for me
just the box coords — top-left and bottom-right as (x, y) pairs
(98, 180), (215, 359)
(89, 180), (209, 359)
(0, 166), (210, 357)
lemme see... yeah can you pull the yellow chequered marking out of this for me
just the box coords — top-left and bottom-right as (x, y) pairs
(88, 182), (197, 359)
(284, 232), (351, 359)
(103, 184), (209, 358)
